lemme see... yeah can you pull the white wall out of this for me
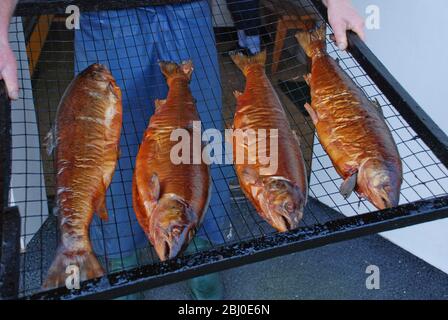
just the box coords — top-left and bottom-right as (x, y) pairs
(352, 0), (448, 274)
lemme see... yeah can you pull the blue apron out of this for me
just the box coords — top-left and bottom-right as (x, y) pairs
(74, 0), (228, 260)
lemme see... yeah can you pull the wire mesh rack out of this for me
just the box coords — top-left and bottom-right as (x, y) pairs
(0, 0), (447, 299)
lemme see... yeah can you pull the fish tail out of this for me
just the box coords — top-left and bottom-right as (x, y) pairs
(159, 60), (194, 81)
(295, 23), (326, 57)
(43, 245), (104, 289)
(230, 50), (267, 76)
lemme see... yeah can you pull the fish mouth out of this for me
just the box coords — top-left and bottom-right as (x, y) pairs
(362, 174), (400, 210)
(273, 209), (303, 232)
(369, 186), (400, 210)
(259, 178), (305, 232)
(260, 199), (304, 232)
(357, 159), (402, 210)
(150, 194), (197, 261)
(153, 224), (194, 261)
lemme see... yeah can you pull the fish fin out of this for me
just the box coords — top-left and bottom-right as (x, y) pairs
(241, 167), (262, 186)
(132, 171), (151, 233)
(159, 60), (194, 81)
(230, 50), (267, 75)
(296, 23), (326, 58)
(233, 90), (243, 99)
(44, 127), (57, 155)
(43, 245), (104, 289)
(340, 172), (358, 198)
(304, 102), (318, 125)
(180, 60), (194, 79)
(107, 81), (121, 99)
(94, 195), (109, 221)
(371, 98), (385, 118)
(155, 99), (167, 113)
(148, 173), (160, 201)
(303, 73), (312, 86)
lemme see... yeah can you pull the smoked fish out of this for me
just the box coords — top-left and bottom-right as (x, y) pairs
(296, 25), (402, 209)
(230, 51), (308, 232)
(44, 64), (122, 288)
(132, 61), (211, 261)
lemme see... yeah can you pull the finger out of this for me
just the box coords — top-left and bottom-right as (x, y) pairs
(351, 22), (366, 41)
(2, 64), (19, 100)
(333, 22), (348, 51)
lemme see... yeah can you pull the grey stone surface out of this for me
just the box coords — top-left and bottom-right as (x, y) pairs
(144, 232), (448, 300)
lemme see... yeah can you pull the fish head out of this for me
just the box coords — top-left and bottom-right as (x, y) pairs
(83, 63), (112, 81)
(259, 177), (305, 232)
(81, 63), (121, 99)
(357, 159), (401, 210)
(150, 194), (197, 261)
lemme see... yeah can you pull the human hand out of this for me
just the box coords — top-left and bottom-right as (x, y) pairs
(0, 40), (19, 100)
(323, 0), (365, 51)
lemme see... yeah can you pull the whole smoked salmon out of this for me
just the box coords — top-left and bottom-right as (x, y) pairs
(296, 25), (402, 209)
(230, 51), (308, 232)
(44, 64), (122, 288)
(132, 61), (211, 261)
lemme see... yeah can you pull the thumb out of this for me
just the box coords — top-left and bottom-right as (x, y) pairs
(1, 64), (19, 100)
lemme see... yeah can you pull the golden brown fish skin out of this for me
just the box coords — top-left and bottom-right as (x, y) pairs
(43, 64), (122, 289)
(133, 61), (211, 261)
(296, 26), (402, 210)
(230, 51), (308, 232)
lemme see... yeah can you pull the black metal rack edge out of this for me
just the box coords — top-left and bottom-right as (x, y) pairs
(15, 0), (197, 16)
(26, 196), (448, 300)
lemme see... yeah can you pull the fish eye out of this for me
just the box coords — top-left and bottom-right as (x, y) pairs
(284, 201), (294, 212)
(270, 180), (287, 191)
(268, 181), (278, 189)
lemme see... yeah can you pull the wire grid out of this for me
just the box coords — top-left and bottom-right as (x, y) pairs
(6, 0), (447, 297)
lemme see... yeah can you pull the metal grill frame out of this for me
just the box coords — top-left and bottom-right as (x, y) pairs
(0, 0), (446, 299)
